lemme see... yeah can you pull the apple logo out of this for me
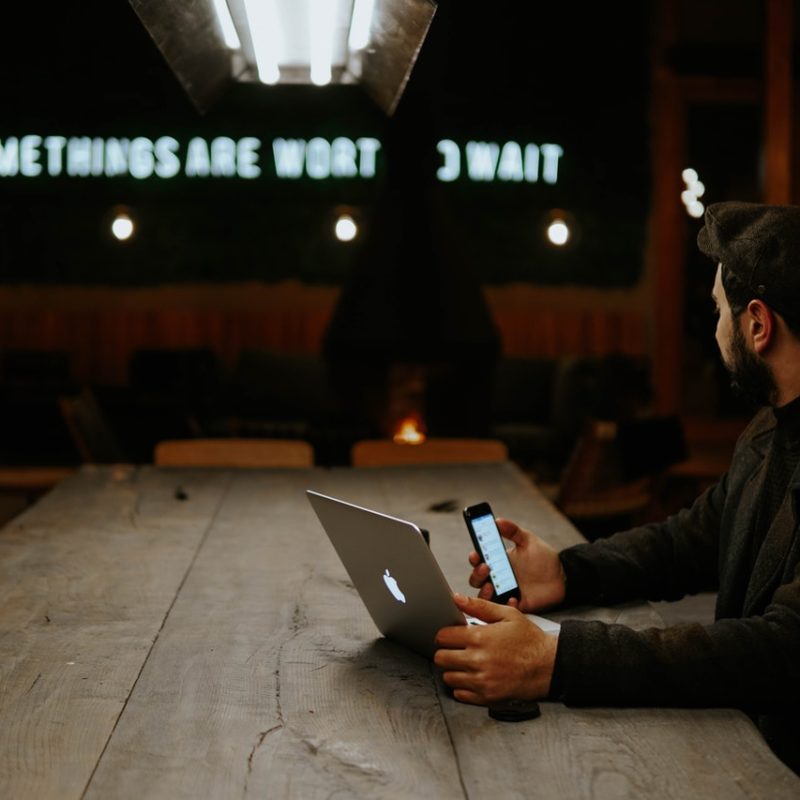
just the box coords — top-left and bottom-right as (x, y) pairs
(383, 569), (406, 603)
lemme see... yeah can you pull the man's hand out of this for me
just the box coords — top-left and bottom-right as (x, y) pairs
(469, 518), (566, 612)
(434, 594), (558, 705)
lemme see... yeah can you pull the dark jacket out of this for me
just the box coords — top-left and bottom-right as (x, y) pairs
(550, 408), (800, 772)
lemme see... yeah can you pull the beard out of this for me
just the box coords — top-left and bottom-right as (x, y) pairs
(724, 321), (779, 407)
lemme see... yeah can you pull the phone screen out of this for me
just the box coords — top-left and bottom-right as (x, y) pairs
(465, 506), (519, 600)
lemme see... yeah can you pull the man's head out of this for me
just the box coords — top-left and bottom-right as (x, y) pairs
(711, 264), (778, 406)
(699, 202), (800, 406)
(698, 202), (800, 330)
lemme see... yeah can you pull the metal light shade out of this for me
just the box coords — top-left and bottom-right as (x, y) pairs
(129, 0), (437, 114)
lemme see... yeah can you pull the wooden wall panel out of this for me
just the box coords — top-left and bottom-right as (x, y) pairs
(490, 308), (646, 359)
(0, 308), (335, 384)
(0, 284), (648, 385)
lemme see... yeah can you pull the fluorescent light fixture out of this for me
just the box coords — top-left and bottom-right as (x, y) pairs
(310, 0), (336, 86)
(211, 0), (241, 49)
(348, 0), (376, 51)
(133, 0), (438, 114)
(244, 0), (281, 85)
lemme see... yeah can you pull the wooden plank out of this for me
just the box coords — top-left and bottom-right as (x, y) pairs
(85, 469), (466, 799)
(154, 438), (314, 468)
(351, 439), (508, 468)
(9, 464), (797, 798)
(0, 467), (76, 492)
(649, 0), (687, 415)
(440, 700), (799, 800)
(650, 67), (686, 415)
(0, 466), (232, 800)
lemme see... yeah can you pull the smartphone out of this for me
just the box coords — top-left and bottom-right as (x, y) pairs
(463, 502), (521, 604)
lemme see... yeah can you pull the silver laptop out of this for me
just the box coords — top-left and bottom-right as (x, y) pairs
(307, 489), (468, 658)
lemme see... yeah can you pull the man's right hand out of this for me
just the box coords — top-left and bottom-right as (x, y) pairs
(468, 518), (566, 612)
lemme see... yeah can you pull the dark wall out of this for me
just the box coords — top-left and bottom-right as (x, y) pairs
(0, 0), (652, 288)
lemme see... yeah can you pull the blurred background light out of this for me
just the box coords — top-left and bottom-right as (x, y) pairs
(681, 167), (706, 219)
(687, 200), (705, 219)
(546, 218), (570, 246)
(335, 213), (358, 242)
(111, 212), (134, 241)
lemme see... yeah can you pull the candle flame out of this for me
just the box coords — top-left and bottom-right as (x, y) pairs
(392, 416), (426, 445)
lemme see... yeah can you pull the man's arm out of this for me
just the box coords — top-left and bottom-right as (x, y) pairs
(557, 474), (727, 608)
(469, 474), (727, 614)
(557, 409), (774, 608)
(440, 562), (800, 714)
(551, 565), (800, 713)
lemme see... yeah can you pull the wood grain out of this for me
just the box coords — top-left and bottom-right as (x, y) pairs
(0, 465), (232, 799)
(0, 290), (645, 386)
(2, 463), (798, 798)
(351, 438), (509, 468)
(85, 470), (465, 799)
(154, 438), (314, 468)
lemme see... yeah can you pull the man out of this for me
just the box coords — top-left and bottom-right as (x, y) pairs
(434, 201), (800, 773)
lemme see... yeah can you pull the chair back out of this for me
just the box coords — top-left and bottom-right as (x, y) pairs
(154, 438), (313, 468)
(351, 438), (508, 467)
(59, 389), (127, 463)
(554, 417), (688, 537)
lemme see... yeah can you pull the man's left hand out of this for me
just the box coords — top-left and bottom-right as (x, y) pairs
(434, 593), (558, 705)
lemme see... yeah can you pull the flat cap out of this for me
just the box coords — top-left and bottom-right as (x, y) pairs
(697, 201), (800, 320)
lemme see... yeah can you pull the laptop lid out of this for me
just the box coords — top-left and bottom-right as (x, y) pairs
(307, 489), (465, 658)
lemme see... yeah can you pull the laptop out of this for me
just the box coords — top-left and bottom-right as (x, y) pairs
(307, 489), (471, 658)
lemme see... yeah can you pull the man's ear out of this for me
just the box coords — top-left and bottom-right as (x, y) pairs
(746, 299), (774, 354)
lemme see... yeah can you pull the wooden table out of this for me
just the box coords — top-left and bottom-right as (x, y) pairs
(1, 462), (797, 798)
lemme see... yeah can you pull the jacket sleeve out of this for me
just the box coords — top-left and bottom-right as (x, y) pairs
(557, 471), (727, 607)
(549, 565), (800, 713)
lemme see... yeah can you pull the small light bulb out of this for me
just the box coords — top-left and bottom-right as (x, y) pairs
(546, 219), (569, 246)
(111, 213), (134, 241)
(688, 200), (705, 219)
(690, 180), (705, 199)
(335, 214), (357, 242)
(682, 167), (698, 184)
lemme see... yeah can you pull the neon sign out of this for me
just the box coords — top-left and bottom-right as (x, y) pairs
(0, 135), (382, 181)
(437, 140), (563, 183)
(273, 137), (381, 179)
(0, 135), (563, 184)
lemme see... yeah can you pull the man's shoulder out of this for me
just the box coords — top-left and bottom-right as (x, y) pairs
(734, 407), (775, 450)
